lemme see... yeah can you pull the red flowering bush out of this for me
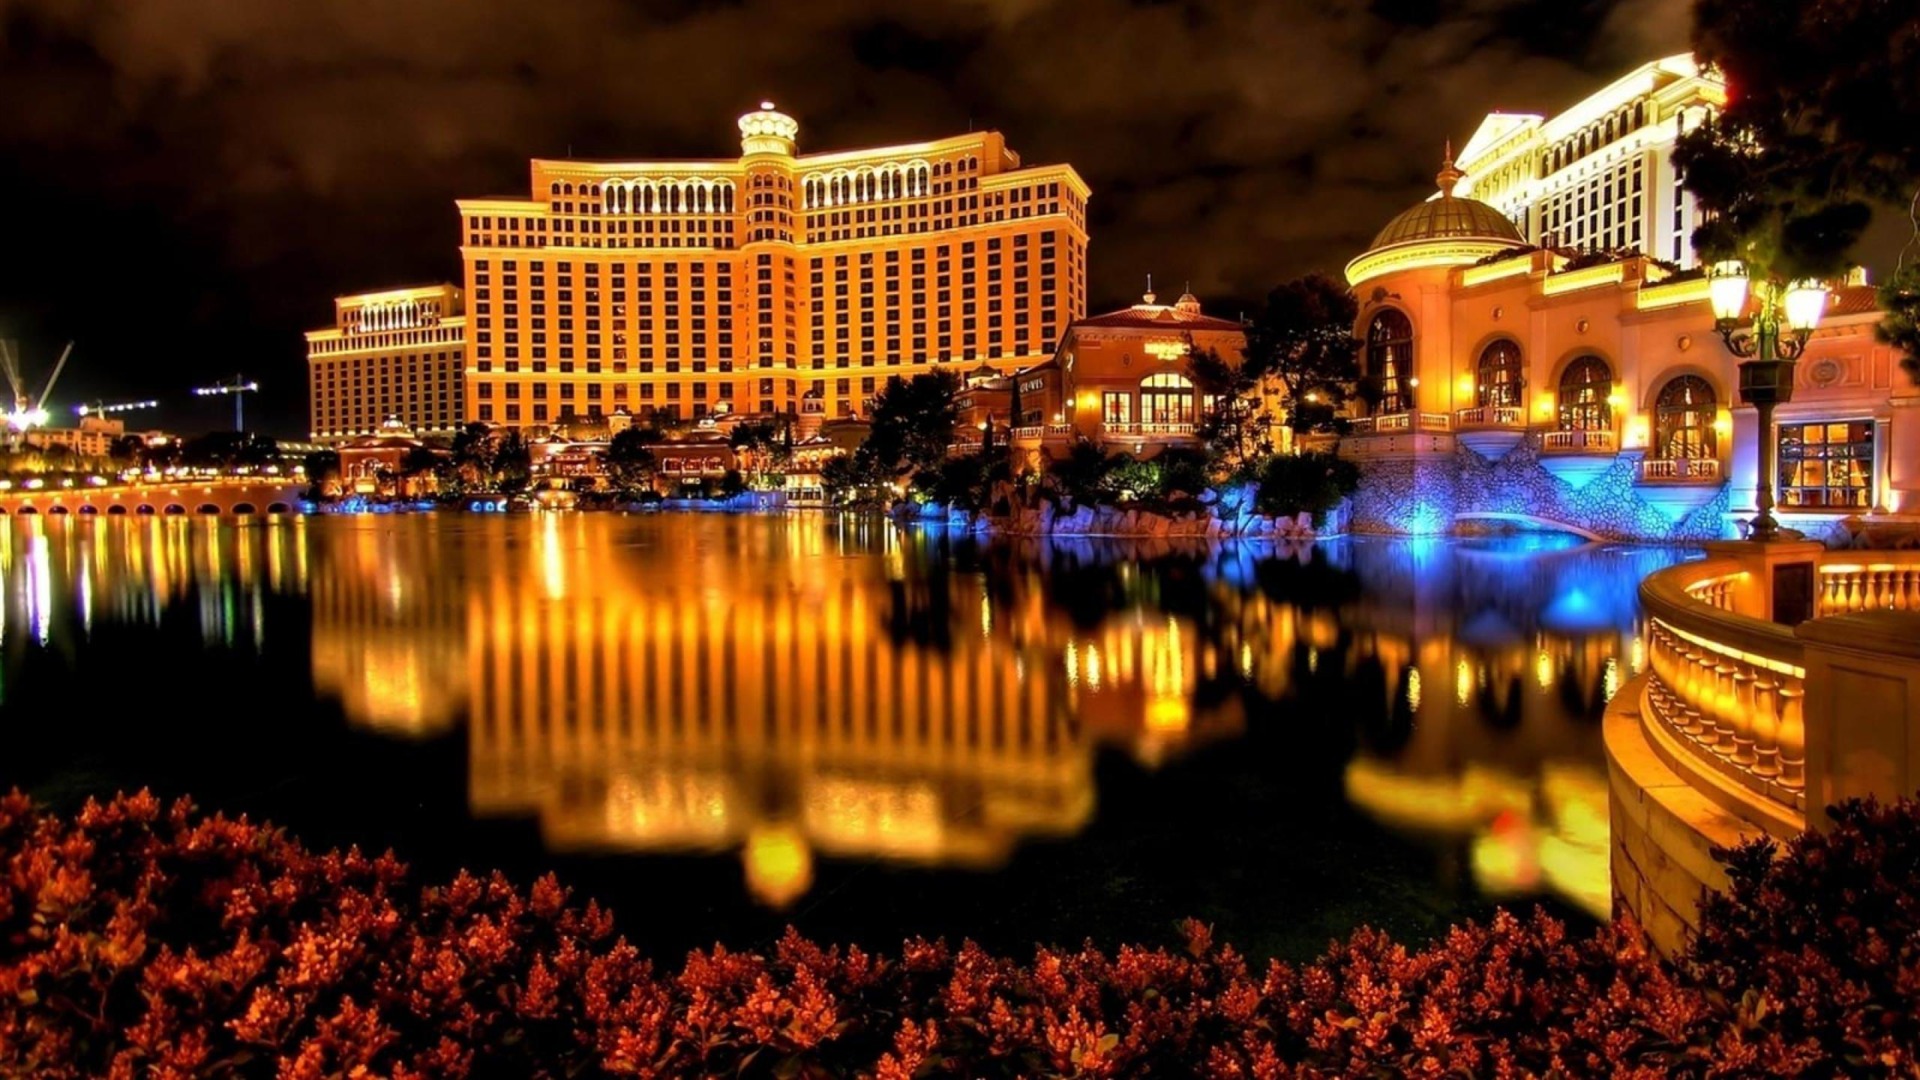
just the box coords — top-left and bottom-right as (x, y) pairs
(2, 789), (1917, 1077)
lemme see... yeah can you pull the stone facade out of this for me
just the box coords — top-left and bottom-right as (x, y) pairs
(1349, 442), (1731, 542)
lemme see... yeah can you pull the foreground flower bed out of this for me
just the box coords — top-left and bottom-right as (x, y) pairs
(3, 791), (1917, 1077)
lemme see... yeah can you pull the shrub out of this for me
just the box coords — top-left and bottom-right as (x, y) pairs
(1253, 451), (1359, 522)
(5, 790), (1920, 1077)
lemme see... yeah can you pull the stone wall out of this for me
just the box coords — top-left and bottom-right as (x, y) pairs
(1350, 441), (1733, 542)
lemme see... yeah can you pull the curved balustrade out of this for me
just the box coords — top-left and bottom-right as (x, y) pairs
(1640, 558), (1807, 827)
(1542, 429), (1616, 452)
(1455, 405), (1524, 428)
(1639, 457), (1721, 482)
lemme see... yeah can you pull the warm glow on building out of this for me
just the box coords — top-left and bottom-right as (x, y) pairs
(457, 105), (1090, 431)
(305, 284), (467, 444)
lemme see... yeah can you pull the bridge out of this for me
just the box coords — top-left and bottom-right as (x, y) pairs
(0, 478), (305, 517)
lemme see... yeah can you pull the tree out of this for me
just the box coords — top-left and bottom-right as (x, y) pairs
(1676, 0), (1920, 371)
(604, 427), (657, 496)
(1008, 376), (1025, 428)
(1244, 273), (1362, 435)
(859, 370), (960, 479)
(303, 449), (340, 497)
(180, 431), (277, 470)
(1189, 340), (1270, 474)
(492, 430), (532, 494)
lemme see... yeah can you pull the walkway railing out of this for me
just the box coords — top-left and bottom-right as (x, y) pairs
(1641, 557), (1807, 821)
(1542, 428), (1616, 452)
(1817, 562), (1920, 615)
(1640, 457), (1722, 482)
(1455, 405), (1525, 428)
(1105, 422), (1196, 437)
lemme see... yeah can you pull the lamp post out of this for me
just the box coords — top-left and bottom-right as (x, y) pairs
(1707, 262), (1829, 542)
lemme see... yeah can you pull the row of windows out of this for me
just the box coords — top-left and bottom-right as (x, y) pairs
(1364, 310), (1721, 452)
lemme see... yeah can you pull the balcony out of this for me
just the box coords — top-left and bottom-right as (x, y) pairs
(1454, 405), (1526, 461)
(1635, 456), (1725, 523)
(1338, 411), (1455, 461)
(1540, 428), (1615, 452)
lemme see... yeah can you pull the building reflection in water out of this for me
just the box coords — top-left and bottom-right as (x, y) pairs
(1, 514), (1690, 918)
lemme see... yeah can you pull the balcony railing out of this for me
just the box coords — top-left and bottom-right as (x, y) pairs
(1641, 558), (1807, 820)
(1454, 405), (1525, 428)
(1009, 426), (1042, 440)
(1105, 422), (1197, 437)
(1350, 411), (1452, 434)
(1541, 428), (1615, 452)
(1639, 457), (1721, 482)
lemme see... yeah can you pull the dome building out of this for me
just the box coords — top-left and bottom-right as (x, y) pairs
(1335, 144), (1914, 543)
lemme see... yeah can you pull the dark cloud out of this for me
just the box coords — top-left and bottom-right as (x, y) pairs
(0, 0), (1689, 434)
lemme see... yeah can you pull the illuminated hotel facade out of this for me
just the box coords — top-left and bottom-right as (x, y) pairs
(305, 284), (467, 445)
(1451, 54), (1721, 267)
(455, 104), (1090, 429)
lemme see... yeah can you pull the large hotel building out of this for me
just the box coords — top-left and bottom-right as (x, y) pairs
(306, 284), (468, 443)
(451, 104), (1089, 428)
(1450, 54), (1722, 267)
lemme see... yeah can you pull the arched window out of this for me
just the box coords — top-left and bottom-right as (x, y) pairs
(1654, 375), (1716, 459)
(1557, 356), (1613, 431)
(1139, 371), (1196, 425)
(1476, 340), (1523, 408)
(1366, 310), (1415, 414)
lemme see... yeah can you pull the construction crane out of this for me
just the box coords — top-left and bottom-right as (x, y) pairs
(74, 399), (159, 418)
(0, 339), (74, 434)
(194, 374), (260, 432)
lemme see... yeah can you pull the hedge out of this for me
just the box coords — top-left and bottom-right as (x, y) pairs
(3, 789), (1917, 1077)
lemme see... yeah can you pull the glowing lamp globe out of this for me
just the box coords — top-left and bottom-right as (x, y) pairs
(1784, 280), (1830, 333)
(1707, 261), (1750, 323)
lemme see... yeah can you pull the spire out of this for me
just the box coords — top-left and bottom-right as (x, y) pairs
(1436, 140), (1464, 198)
(1143, 273), (1156, 306)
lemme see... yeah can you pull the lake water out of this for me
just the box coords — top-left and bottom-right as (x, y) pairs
(0, 513), (1691, 961)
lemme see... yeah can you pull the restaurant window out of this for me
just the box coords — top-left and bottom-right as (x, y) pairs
(1475, 339), (1522, 408)
(1101, 391), (1132, 427)
(1779, 420), (1873, 509)
(1366, 309), (1414, 413)
(1654, 375), (1716, 459)
(1139, 371), (1195, 425)
(1556, 355), (1613, 431)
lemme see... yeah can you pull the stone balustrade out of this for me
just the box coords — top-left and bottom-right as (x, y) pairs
(1817, 560), (1920, 615)
(1455, 405), (1525, 428)
(1639, 457), (1721, 482)
(1542, 428), (1616, 452)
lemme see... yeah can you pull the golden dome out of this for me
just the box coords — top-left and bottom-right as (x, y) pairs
(1366, 143), (1524, 251)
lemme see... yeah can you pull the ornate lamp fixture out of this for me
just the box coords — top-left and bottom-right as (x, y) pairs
(1707, 261), (1829, 541)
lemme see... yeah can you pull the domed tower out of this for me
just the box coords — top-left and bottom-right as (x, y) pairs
(1173, 286), (1202, 318)
(1346, 144), (1526, 288)
(738, 102), (801, 396)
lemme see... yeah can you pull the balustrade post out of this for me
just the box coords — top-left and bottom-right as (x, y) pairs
(1776, 684), (1805, 789)
(1728, 665), (1756, 765)
(1708, 659), (1739, 753)
(1750, 673), (1781, 778)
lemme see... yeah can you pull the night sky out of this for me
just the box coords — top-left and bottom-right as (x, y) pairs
(0, 0), (1703, 437)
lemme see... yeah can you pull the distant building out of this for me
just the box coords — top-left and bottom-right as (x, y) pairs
(334, 418), (444, 497)
(21, 415), (159, 460)
(954, 286), (1249, 465)
(456, 104), (1090, 429)
(306, 284), (467, 445)
(1452, 54), (1722, 267)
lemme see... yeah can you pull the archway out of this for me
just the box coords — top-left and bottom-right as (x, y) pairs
(136, 505), (156, 515)
(266, 502), (292, 515)
(163, 504), (186, 515)
(232, 503), (258, 515)
(195, 504), (221, 515)
(77, 504), (98, 514)
(17, 506), (37, 515)
(107, 504), (127, 515)
(48, 505), (70, 515)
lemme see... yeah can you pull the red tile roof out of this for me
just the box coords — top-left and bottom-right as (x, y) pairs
(1073, 304), (1244, 332)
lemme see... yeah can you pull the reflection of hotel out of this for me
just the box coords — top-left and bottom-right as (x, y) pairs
(310, 515), (1227, 907)
(457, 106), (1090, 429)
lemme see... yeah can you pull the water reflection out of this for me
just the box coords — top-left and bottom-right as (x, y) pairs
(0, 514), (1690, 919)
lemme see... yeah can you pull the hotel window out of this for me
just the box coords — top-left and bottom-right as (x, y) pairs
(1102, 391), (1132, 426)
(1365, 310), (1414, 414)
(1475, 340), (1522, 408)
(1654, 375), (1716, 459)
(1557, 355), (1612, 431)
(1779, 420), (1874, 509)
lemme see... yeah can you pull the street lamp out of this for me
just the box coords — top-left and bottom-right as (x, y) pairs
(1708, 261), (1829, 542)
